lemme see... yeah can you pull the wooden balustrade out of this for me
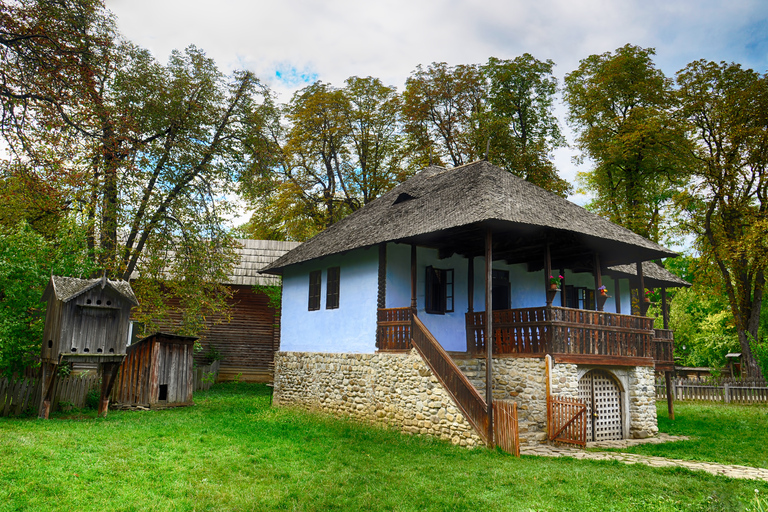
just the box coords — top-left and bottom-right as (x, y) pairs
(467, 306), (656, 365)
(376, 307), (412, 351)
(653, 328), (675, 371)
(411, 315), (490, 446)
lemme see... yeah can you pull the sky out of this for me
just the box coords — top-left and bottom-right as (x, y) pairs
(105, 0), (768, 202)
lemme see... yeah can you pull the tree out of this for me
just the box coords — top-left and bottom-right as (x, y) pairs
(482, 55), (570, 196)
(402, 62), (486, 167)
(1, 0), (269, 332)
(242, 77), (408, 241)
(0, 220), (96, 375)
(564, 44), (689, 241)
(675, 60), (768, 379)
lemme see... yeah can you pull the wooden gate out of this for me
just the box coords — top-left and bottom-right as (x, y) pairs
(547, 395), (587, 446)
(493, 400), (520, 456)
(578, 370), (623, 442)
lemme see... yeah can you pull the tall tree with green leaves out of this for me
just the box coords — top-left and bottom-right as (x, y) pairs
(676, 60), (768, 379)
(242, 77), (407, 241)
(482, 55), (570, 196)
(0, 0), (270, 333)
(402, 62), (486, 168)
(564, 44), (689, 242)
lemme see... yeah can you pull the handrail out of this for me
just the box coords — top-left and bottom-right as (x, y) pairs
(410, 315), (490, 446)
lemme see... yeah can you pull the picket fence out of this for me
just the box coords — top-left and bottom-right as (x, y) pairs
(0, 361), (221, 417)
(655, 377), (768, 404)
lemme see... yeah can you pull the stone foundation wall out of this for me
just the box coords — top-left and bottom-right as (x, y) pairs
(273, 351), (484, 447)
(274, 351), (658, 447)
(627, 366), (658, 438)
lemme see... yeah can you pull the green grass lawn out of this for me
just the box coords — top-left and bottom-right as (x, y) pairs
(1, 384), (767, 512)
(594, 401), (768, 469)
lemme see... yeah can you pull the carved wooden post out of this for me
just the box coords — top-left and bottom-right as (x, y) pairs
(661, 287), (669, 330)
(410, 244), (417, 316)
(594, 253), (603, 311)
(485, 228), (494, 449)
(467, 256), (475, 354)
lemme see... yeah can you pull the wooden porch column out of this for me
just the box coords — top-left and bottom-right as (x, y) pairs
(637, 261), (647, 316)
(467, 256), (474, 313)
(410, 244), (417, 315)
(559, 267), (566, 307)
(615, 279), (622, 314)
(594, 253), (603, 311)
(545, 243), (553, 306)
(485, 228), (494, 449)
(661, 287), (669, 329)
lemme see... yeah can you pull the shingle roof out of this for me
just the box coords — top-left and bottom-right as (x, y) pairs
(46, 276), (139, 305)
(607, 261), (691, 288)
(264, 160), (678, 273)
(227, 239), (302, 286)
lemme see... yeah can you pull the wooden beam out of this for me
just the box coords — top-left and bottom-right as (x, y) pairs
(545, 243), (553, 306)
(410, 244), (417, 314)
(485, 228), (494, 449)
(615, 279), (622, 314)
(661, 287), (669, 330)
(467, 256), (474, 313)
(665, 371), (675, 420)
(594, 253), (602, 311)
(552, 354), (655, 367)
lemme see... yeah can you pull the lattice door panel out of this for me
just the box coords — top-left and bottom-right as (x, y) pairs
(578, 370), (623, 442)
(577, 375), (593, 438)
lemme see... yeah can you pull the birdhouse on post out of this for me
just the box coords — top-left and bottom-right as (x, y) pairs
(40, 275), (139, 418)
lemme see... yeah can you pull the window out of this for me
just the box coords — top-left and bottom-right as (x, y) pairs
(326, 267), (340, 309)
(425, 266), (454, 314)
(308, 270), (321, 311)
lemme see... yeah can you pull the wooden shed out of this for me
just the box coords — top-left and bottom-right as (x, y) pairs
(40, 275), (138, 417)
(112, 332), (197, 409)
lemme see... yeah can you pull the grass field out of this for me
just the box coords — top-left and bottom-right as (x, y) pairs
(1, 383), (767, 511)
(598, 402), (768, 469)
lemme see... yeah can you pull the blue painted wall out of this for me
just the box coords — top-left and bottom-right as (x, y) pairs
(280, 247), (378, 353)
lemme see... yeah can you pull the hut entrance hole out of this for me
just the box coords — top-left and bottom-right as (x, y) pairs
(158, 384), (168, 401)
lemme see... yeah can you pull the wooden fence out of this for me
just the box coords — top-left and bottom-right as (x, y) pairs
(547, 394), (587, 446)
(655, 378), (768, 404)
(493, 400), (520, 456)
(0, 374), (100, 417)
(0, 361), (220, 417)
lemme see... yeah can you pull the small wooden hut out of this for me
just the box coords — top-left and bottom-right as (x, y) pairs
(112, 332), (197, 409)
(40, 275), (138, 418)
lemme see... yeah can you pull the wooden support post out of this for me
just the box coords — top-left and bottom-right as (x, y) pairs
(665, 371), (675, 420)
(594, 253), (603, 311)
(98, 362), (121, 417)
(637, 261), (648, 316)
(410, 244), (417, 315)
(545, 243), (553, 306)
(467, 256), (474, 313)
(559, 267), (566, 307)
(38, 362), (57, 419)
(661, 287), (669, 330)
(485, 228), (494, 449)
(615, 279), (622, 314)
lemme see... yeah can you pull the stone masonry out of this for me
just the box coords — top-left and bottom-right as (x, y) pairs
(274, 351), (658, 448)
(273, 350), (484, 447)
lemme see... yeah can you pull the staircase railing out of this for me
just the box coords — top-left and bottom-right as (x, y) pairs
(410, 315), (489, 446)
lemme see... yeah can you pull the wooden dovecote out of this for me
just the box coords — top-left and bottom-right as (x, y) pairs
(39, 275), (138, 418)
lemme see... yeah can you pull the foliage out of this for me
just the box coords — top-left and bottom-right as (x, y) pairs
(564, 44), (689, 242)
(0, 383), (764, 511)
(675, 60), (768, 379)
(481, 55), (571, 196)
(0, 0), (267, 335)
(84, 385), (100, 410)
(0, 220), (96, 376)
(253, 282), (282, 309)
(243, 77), (409, 241)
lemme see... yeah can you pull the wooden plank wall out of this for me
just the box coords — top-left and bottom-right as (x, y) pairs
(150, 286), (279, 383)
(155, 341), (194, 404)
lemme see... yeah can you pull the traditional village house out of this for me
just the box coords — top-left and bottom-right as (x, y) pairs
(263, 160), (686, 447)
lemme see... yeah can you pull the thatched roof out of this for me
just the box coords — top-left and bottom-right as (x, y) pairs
(264, 160), (678, 274)
(226, 239), (301, 286)
(607, 262), (691, 288)
(45, 275), (139, 305)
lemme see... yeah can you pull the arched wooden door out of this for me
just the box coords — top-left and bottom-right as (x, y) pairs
(578, 370), (623, 442)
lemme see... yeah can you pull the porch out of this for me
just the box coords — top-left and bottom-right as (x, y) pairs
(377, 306), (675, 369)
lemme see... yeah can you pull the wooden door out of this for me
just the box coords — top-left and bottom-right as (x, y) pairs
(578, 370), (623, 441)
